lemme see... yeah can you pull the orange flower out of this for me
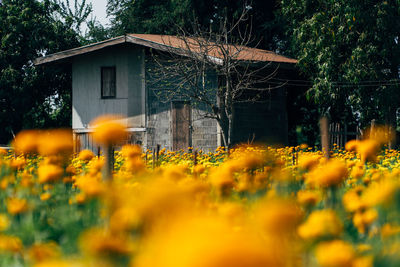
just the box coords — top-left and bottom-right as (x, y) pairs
(91, 115), (127, 145)
(37, 129), (73, 157)
(0, 235), (23, 253)
(121, 145), (142, 159)
(28, 242), (61, 263)
(38, 164), (63, 184)
(315, 240), (355, 267)
(78, 149), (95, 161)
(298, 209), (342, 240)
(40, 193), (52, 201)
(13, 130), (40, 154)
(7, 198), (29, 215)
(305, 159), (348, 188)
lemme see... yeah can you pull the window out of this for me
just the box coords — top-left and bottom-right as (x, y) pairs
(101, 67), (116, 98)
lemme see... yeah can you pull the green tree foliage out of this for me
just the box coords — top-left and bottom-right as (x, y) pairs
(281, 0), (400, 127)
(0, 0), (81, 143)
(53, 0), (92, 36)
(106, 0), (285, 51)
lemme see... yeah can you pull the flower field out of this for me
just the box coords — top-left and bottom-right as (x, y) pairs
(1, 119), (400, 266)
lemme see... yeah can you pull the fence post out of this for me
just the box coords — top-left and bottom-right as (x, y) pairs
(320, 116), (330, 159)
(152, 149), (156, 169)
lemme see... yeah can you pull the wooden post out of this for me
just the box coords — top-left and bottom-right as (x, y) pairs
(370, 119), (376, 138)
(320, 116), (330, 158)
(193, 150), (198, 166)
(156, 144), (160, 166)
(152, 149), (156, 169)
(102, 145), (114, 181)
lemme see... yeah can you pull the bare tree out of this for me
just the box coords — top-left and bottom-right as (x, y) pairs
(147, 4), (285, 148)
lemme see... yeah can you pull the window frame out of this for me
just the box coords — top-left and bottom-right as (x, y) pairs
(101, 66), (116, 99)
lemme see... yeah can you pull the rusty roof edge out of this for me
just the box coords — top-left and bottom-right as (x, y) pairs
(126, 34), (225, 65)
(34, 35), (127, 65)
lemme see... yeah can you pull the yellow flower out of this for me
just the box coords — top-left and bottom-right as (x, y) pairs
(40, 193), (51, 201)
(357, 139), (380, 163)
(352, 256), (373, 267)
(91, 115), (127, 145)
(297, 190), (320, 206)
(121, 144), (142, 159)
(342, 189), (365, 212)
(298, 154), (320, 170)
(305, 159), (348, 188)
(381, 223), (400, 239)
(37, 129), (73, 156)
(38, 164), (64, 184)
(28, 242), (61, 263)
(298, 209), (342, 240)
(135, 215), (288, 267)
(315, 240), (355, 267)
(9, 157), (26, 170)
(0, 235), (23, 254)
(13, 130), (40, 154)
(79, 227), (135, 256)
(0, 214), (10, 231)
(78, 149), (95, 161)
(353, 208), (378, 234)
(362, 178), (399, 207)
(345, 139), (359, 152)
(124, 157), (146, 174)
(254, 198), (303, 234)
(75, 176), (105, 197)
(7, 198), (29, 215)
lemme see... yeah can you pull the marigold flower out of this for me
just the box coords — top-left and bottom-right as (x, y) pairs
(75, 176), (106, 197)
(254, 198), (303, 233)
(91, 115), (127, 145)
(9, 157), (26, 170)
(40, 193), (51, 201)
(0, 235), (23, 253)
(78, 149), (95, 161)
(0, 214), (10, 231)
(134, 215), (287, 267)
(79, 227), (135, 256)
(121, 144), (142, 159)
(315, 240), (355, 267)
(13, 130), (40, 154)
(381, 223), (400, 239)
(297, 190), (320, 206)
(357, 139), (380, 163)
(298, 209), (342, 240)
(342, 189), (365, 212)
(37, 129), (73, 156)
(305, 159), (348, 188)
(345, 139), (359, 152)
(38, 164), (63, 184)
(362, 178), (399, 207)
(28, 242), (61, 263)
(6, 198), (28, 215)
(298, 155), (321, 170)
(353, 208), (378, 234)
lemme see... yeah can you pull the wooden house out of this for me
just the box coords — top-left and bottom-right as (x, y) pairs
(35, 34), (298, 151)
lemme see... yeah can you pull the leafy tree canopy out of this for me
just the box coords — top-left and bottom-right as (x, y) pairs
(0, 0), (83, 143)
(106, 0), (285, 51)
(281, 0), (400, 126)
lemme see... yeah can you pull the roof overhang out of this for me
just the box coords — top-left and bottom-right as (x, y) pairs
(34, 34), (298, 67)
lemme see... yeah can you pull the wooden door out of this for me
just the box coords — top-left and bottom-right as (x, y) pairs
(172, 101), (191, 150)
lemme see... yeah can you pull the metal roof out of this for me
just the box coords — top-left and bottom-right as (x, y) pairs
(34, 34), (297, 65)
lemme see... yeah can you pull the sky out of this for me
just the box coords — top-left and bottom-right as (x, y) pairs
(88, 0), (110, 26)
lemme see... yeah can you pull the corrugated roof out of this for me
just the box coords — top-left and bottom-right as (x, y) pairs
(35, 34), (297, 65)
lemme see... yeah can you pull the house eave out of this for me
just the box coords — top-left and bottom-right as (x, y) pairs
(34, 36), (127, 65)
